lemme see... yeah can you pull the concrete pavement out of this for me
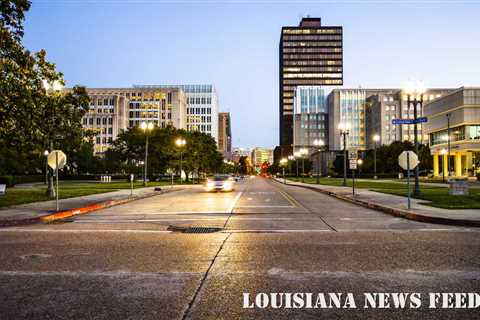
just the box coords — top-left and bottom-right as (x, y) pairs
(0, 177), (478, 319)
(0, 184), (191, 224)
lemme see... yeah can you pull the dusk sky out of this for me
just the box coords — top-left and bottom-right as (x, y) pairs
(23, 1), (480, 149)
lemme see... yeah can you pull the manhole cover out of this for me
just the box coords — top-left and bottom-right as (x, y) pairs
(167, 225), (223, 233)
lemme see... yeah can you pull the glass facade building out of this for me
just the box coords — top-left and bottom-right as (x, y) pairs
(293, 86), (328, 152)
(279, 17), (343, 153)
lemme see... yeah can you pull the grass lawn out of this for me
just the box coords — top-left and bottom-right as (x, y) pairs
(0, 180), (190, 208)
(287, 177), (480, 209)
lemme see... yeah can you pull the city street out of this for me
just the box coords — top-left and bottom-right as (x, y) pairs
(0, 177), (479, 319)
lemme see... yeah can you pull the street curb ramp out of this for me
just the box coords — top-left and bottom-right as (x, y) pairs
(273, 179), (480, 228)
(0, 188), (181, 227)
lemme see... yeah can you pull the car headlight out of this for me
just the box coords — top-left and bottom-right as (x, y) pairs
(207, 181), (215, 187)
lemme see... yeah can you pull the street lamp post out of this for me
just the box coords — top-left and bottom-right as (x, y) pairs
(294, 151), (301, 179)
(140, 121), (154, 187)
(446, 113), (451, 178)
(313, 139), (325, 184)
(280, 158), (288, 184)
(175, 137), (186, 183)
(300, 148), (308, 183)
(353, 159), (363, 196)
(44, 150), (49, 185)
(441, 148), (447, 183)
(288, 155), (294, 176)
(339, 123), (351, 187)
(372, 134), (380, 179)
(405, 80), (425, 196)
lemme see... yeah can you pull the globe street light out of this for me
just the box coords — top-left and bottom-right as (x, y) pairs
(300, 148), (308, 183)
(288, 155), (295, 176)
(372, 134), (380, 179)
(313, 139), (325, 184)
(140, 121), (154, 186)
(44, 150), (49, 185)
(175, 137), (187, 183)
(404, 80), (425, 195)
(294, 151), (301, 179)
(280, 158), (288, 184)
(441, 148), (447, 183)
(339, 122), (351, 187)
(42, 79), (64, 198)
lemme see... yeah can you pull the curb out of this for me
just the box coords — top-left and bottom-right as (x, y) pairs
(273, 179), (480, 228)
(0, 187), (181, 227)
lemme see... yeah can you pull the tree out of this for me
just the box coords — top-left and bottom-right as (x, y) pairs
(106, 126), (223, 179)
(1, 0), (93, 175)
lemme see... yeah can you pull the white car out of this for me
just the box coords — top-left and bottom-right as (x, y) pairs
(205, 176), (234, 192)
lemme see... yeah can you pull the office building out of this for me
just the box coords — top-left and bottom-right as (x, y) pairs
(231, 147), (251, 163)
(424, 87), (480, 177)
(81, 87), (186, 154)
(251, 148), (274, 168)
(134, 84), (219, 143)
(279, 17), (343, 155)
(328, 88), (456, 151)
(293, 86), (328, 153)
(218, 112), (232, 159)
(328, 89), (366, 151)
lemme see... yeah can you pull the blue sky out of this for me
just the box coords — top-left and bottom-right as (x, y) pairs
(23, 1), (480, 148)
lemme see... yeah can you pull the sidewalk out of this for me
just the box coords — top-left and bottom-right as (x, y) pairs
(274, 178), (480, 227)
(0, 184), (193, 226)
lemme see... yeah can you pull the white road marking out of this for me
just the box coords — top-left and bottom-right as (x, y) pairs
(225, 229), (331, 233)
(235, 205), (295, 208)
(0, 229), (172, 234)
(0, 228), (475, 234)
(227, 191), (243, 213)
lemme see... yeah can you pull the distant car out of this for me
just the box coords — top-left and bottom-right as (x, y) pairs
(205, 175), (234, 192)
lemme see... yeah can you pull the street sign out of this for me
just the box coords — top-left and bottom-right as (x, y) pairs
(392, 119), (415, 125)
(349, 150), (358, 160)
(392, 117), (428, 125)
(349, 159), (357, 170)
(398, 151), (419, 170)
(47, 150), (67, 170)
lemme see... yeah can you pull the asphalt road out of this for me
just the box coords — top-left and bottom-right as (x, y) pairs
(1, 177), (479, 319)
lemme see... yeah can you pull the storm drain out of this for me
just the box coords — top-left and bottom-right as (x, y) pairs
(167, 225), (223, 233)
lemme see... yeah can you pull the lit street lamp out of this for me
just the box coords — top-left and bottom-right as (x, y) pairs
(44, 150), (49, 185)
(175, 137), (186, 183)
(352, 158), (363, 196)
(300, 148), (308, 183)
(288, 155), (295, 176)
(140, 121), (154, 187)
(446, 113), (451, 178)
(42, 79), (63, 198)
(294, 151), (301, 179)
(404, 80), (425, 195)
(372, 134), (380, 179)
(280, 158), (288, 184)
(441, 148), (447, 183)
(313, 139), (325, 184)
(339, 122), (351, 187)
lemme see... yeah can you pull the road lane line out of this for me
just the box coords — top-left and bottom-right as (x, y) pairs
(235, 205), (295, 208)
(276, 187), (306, 209)
(226, 191), (243, 213)
(0, 229), (172, 234)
